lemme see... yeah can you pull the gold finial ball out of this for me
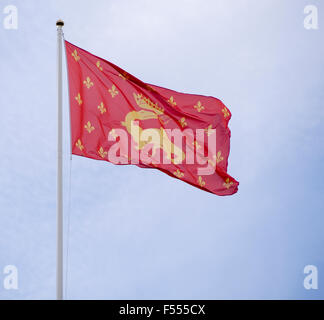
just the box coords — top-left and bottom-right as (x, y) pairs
(56, 19), (64, 27)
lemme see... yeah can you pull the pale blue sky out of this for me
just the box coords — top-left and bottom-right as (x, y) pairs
(0, 0), (323, 299)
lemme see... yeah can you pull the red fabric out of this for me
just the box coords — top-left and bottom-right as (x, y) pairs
(65, 40), (239, 195)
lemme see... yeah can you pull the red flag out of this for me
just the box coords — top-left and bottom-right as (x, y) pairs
(65, 41), (239, 195)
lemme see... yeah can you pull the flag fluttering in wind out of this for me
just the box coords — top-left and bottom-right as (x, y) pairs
(65, 41), (239, 195)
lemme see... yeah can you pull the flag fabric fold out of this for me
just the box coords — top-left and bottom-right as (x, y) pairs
(65, 40), (239, 195)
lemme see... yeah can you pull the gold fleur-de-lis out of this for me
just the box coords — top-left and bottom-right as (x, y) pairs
(194, 101), (204, 112)
(192, 141), (201, 150)
(222, 107), (230, 118)
(75, 139), (84, 151)
(215, 151), (224, 164)
(173, 169), (184, 179)
(83, 77), (94, 89)
(75, 93), (82, 106)
(179, 117), (187, 128)
(98, 147), (107, 158)
(108, 85), (118, 98)
(97, 102), (106, 114)
(119, 72), (129, 80)
(109, 129), (118, 139)
(198, 176), (206, 187)
(223, 178), (233, 189)
(96, 61), (103, 71)
(204, 124), (214, 136)
(168, 96), (177, 107)
(72, 50), (80, 62)
(84, 121), (95, 133)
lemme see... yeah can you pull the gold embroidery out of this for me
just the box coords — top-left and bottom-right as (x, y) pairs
(75, 139), (84, 151)
(97, 102), (106, 114)
(173, 169), (184, 179)
(223, 178), (233, 189)
(75, 93), (82, 106)
(133, 93), (164, 114)
(192, 141), (201, 150)
(83, 77), (94, 89)
(108, 85), (119, 98)
(96, 61), (103, 71)
(168, 96), (177, 107)
(179, 117), (187, 128)
(222, 107), (230, 118)
(204, 124), (214, 136)
(72, 50), (80, 62)
(98, 147), (107, 158)
(215, 151), (224, 164)
(194, 101), (204, 112)
(119, 72), (129, 80)
(120, 94), (185, 164)
(84, 121), (95, 133)
(207, 151), (223, 169)
(198, 176), (205, 187)
(109, 129), (118, 139)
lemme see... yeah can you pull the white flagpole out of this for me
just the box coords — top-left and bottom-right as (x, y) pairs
(56, 19), (64, 300)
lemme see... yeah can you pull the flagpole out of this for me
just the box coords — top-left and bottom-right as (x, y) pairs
(56, 19), (64, 300)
